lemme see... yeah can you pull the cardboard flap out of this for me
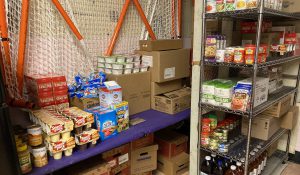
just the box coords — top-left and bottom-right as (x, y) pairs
(103, 81), (121, 90)
(155, 130), (188, 145)
(134, 145), (158, 155)
(163, 87), (191, 99)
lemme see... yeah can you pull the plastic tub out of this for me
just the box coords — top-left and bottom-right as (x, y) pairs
(112, 69), (123, 75)
(124, 69), (132, 74)
(133, 68), (140, 73)
(112, 63), (124, 69)
(105, 63), (112, 68)
(105, 57), (116, 63)
(124, 63), (134, 69)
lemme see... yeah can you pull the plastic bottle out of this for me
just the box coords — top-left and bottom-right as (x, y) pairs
(253, 148), (262, 174)
(225, 165), (238, 175)
(236, 161), (244, 175)
(211, 153), (218, 169)
(201, 156), (213, 175)
(213, 159), (225, 175)
(250, 151), (258, 175)
(17, 143), (32, 174)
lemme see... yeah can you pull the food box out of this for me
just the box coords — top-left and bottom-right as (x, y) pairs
(70, 97), (100, 110)
(131, 133), (154, 151)
(261, 95), (292, 118)
(44, 136), (75, 154)
(102, 144), (130, 175)
(282, 0), (300, 13)
(131, 145), (158, 174)
(139, 39), (183, 51)
(280, 106), (299, 130)
(107, 72), (151, 115)
(242, 115), (281, 140)
(154, 130), (188, 159)
(99, 81), (122, 108)
(136, 49), (190, 83)
(132, 171), (153, 175)
(113, 101), (129, 132)
(67, 161), (111, 175)
(157, 152), (189, 175)
(153, 87), (191, 114)
(86, 107), (118, 141)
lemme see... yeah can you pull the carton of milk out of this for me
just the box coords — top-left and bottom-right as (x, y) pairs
(99, 81), (122, 108)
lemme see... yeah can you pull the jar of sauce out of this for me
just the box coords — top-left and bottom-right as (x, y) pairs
(17, 144), (32, 174)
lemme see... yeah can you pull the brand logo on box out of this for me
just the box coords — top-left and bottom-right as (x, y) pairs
(53, 141), (64, 151)
(80, 133), (90, 143)
(50, 124), (64, 133)
(75, 116), (86, 126)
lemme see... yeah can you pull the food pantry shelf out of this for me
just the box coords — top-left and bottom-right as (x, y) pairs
(200, 86), (297, 117)
(28, 109), (190, 175)
(204, 55), (300, 69)
(205, 8), (300, 20)
(200, 129), (288, 164)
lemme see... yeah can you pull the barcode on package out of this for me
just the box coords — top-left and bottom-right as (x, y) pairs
(164, 67), (175, 79)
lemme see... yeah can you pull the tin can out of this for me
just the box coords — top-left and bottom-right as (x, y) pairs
(236, 0), (247, 10)
(216, 49), (226, 62)
(209, 136), (219, 150)
(216, 0), (225, 12)
(224, 47), (235, 63)
(201, 132), (210, 147)
(32, 144), (48, 167)
(219, 142), (230, 153)
(247, 0), (257, 8)
(222, 129), (228, 142)
(234, 47), (245, 64)
(27, 124), (43, 147)
(214, 129), (223, 140)
(202, 118), (211, 132)
(206, 0), (217, 13)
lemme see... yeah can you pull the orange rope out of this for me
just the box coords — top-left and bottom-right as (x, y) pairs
(52, 0), (83, 40)
(16, 0), (30, 96)
(133, 0), (156, 40)
(105, 0), (131, 56)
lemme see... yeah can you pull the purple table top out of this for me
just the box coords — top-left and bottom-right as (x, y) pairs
(29, 109), (190, 175)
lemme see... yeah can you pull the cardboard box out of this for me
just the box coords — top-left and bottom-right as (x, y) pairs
(157, 152), (189, 175)
(66, 159), (110, 175)
(107, 72), (151, 115)
(151, 80), (183, 108)
(280, 106), (299, 130)
(136, 49), (190, 83)
(267, 141), (279, 157)
(131, 145), (159, 174)
(261, 95), (292, 118)
(153, 87), (191, 114)
(70, 97), (100, 110)
(101, 144), (130, 175)
(131, 133), (154, 151)
(282, 0), (300, 13)
(155, 130), (188, 159)
(133, 171), (153, 175)
(139, 39), (183, 51)
(242, 115), (281, 140)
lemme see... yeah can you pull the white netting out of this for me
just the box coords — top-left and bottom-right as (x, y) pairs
(2, 0), (179, 99)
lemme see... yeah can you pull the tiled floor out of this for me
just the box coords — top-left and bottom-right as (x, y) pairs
(280, 162), (300, 175)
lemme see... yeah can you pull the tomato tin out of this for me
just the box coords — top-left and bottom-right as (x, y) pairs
(259, 53), (267, 63)
(234, 47), (245, 64)
(224, 47), (235, 63)
(206, 0), (217, 13)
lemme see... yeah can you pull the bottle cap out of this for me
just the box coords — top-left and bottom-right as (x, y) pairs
(250, 151), (255, 156)
(254, 148), (259, 152)
(236, 162), (242, 166)
(205, 156), (211, 161)
(231, 165), (237, 170)
(17, 143), (28, 152)
(240, 158), (245, 163)
(211, 153), (216, 157)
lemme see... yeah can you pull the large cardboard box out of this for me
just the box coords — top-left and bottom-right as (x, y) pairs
(67, 161), (110, 175)
(136, 49), (190, 83)
(282, 0), (300, 13)
(131, 145), (158, 174)
(242, 115), (281, 140)
(280, 106), (299, 130)
(155, 130), (188, 159)
(267, 141), (279, 157)
(153, 87), (191, 114)
(151, 80), (183, 108)
(261, 95), (292, 118)
(131, 133), (154, 151)
(157, 152), (189, 175)
(70, 97), (100, 110)
(101, 144), (130, 175)
(107, 72), (151, 115)
(139, 39), (183, 51)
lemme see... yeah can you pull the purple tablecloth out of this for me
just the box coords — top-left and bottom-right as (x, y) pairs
(29, 109), (190, 175)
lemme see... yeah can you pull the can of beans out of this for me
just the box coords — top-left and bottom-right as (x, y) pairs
(234, 47), (245, 64)
(27, 124), (43, 147)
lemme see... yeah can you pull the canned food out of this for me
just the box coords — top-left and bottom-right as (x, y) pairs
(216, 0), (225, 12)
(201, 132), (210, 147)
(216, 49), (226, 62)
(224, 47), (235, 63)
(236, 0), (247, 10)
(206, 0), (217, 13)
(247, 0), (257, 8)
(245, 44), (256, 65)
(222, 129), (228, 142)
(27, 124), (43, 147)
(209, 136), (219, 150)
(234, 47), (245, 64)
(225, 0), (235, 11)
(218, 142), (230, 153)
(214, 129), (223, 140)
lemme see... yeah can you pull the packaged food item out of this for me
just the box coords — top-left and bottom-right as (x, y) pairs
(245, 44), (256, 65)
(201, 132), (210, 147)
(234, 47), (245, 64)
(218, 142), (229, 153)
(214, 80), (235, 108)
(126, 56), (134, 62)
(98, 56), (105, 63)
(202, 118), (211, 132)
(112, 69), (123, 75)
(31, 144), (48, 167)
(140, 66), (148, 72)
(133, 68), (139, 73)
(231, 84), (251, 111)
(209, 136), (218, 150)
(17, 144), (32, 174)
(216, 0), (225, 12)
(208, 114), (218, 130)
(116, 56), (126, 63)
(202, 80), (216, 105)
(216, 49), (225, 62)
(112, 63), (124, 69)
(124, 63), (134, 69)
(105, 57), (116, 63)
(206, 0), (217, 13)
(225, 0), (235, 11)
(224, 47), (235, 63)
(247, 0), (257, 8)
(99, 81), (122, 108)
(27, 124), (43, 146)
(124, 68), (132, 74)
(53, 152), (62, 160)
(235, 0), (247, 10)
(205, 35), (217, 61)
(113, 101), (129, 132)
(105, 63), (112, 68)
(64, 148), (73, 156)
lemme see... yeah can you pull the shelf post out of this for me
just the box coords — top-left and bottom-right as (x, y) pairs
(190, 0), (205, 174)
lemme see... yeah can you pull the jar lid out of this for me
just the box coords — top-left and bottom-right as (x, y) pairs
(17, 144), (28, 152)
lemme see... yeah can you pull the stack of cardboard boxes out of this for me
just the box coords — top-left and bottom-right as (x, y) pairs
(136, 39), (191, 114)
(155, 130), (189, 175)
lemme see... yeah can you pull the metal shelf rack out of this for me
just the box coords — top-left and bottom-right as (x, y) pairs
(190, 1), (300, 175)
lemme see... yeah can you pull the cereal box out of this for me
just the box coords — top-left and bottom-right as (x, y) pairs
(113, 101), (129, 132)
(99, 81), (122, 108)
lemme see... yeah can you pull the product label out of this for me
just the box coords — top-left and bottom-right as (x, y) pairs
(74, 116), (86, 127)
(118, 153), (129, 165)
(164, 67), (175, 79)
(50, 124), (64, 134)
(142, 55), (153, 67)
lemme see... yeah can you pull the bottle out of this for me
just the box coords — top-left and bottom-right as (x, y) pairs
(236, 161), (244, 175)
(213, 159), (225, 175)
(17, 143), (32, 174)
(253, 148), (262, 174)
(250, 151), (258, 175)
(225, 165), (238, 175)
(211, 153), (218, 169)
(201, 156), (213, 175)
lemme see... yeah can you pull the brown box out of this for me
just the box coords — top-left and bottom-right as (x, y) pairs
(261, 95), (292, 118)
(155, 130), (188, 159)
(136, 49), (190, 83)
(282, 0), (300, 13)
(132, 171), (153, 175)
(101, 144), (130, 175)
(153, 87), (191, 114)
(280, 106), (299, 130)
(131, 134), (154, 151)
(242, 115), (281, 140)
(67, 161), (110, 175)
(139, 39), (183, 51)
(107, 72), (151, 115)
(267, 141), (278, 157)
(70, 97), (100, 110)
(157, 152), (189, 175)
(131, 145), (159, 174)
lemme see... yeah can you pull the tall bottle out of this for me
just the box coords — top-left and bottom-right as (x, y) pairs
(211, 153), (218, 169)
(225, 165), (238, 175)
(250, 151), (258, 175)
(201, 156), (213, 175)
(253, 148), (263, 174)
(236, 161), (244, 175)
(213, 159), (225, 175)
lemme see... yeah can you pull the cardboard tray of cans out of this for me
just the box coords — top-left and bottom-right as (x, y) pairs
(98, 55), (149, 75)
